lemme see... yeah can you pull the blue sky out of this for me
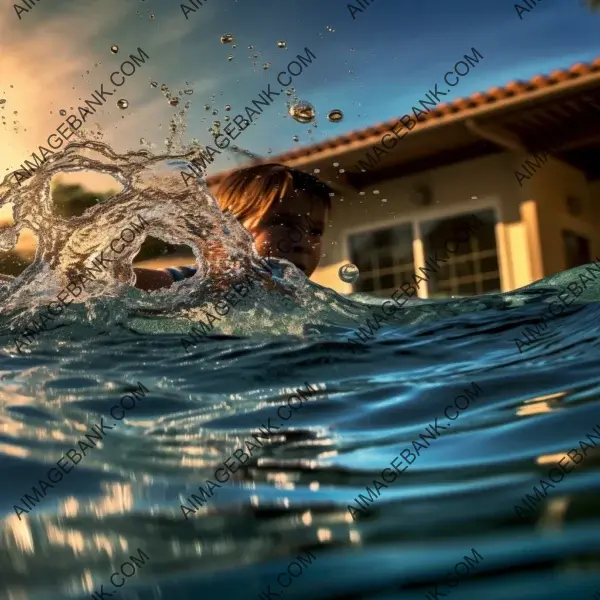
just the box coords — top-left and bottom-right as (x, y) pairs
(1, 0), (598, 181)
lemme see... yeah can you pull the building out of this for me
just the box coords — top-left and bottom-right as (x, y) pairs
(207, 56), (600, 298)
(6, 58), (600, 296)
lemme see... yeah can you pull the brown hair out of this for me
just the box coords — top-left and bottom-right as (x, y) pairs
(214, 163), (333, 229)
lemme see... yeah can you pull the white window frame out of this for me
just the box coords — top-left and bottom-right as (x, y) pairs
(342, 196), (504, 298)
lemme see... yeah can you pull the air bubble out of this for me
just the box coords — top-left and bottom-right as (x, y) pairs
(221, 34), (234, 44)
(110, 45), (119, 54)
(327, 109), (344, 123)
(117, 99), (129, 109)
(289, 100), (315, 124)
(169, 97), (180, 107)
(277, 41), (287, 48)
(339, 263), (359, 284)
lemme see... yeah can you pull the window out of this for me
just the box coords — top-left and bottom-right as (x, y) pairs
(349, 222), (414, 296)
(562, 230), (591, 269)
(347, 209), (501, 297)
(421, 210), (500, 297)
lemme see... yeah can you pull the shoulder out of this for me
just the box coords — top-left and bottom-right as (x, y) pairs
(165, 265), (197, 281)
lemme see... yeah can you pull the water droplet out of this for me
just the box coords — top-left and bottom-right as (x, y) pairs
(110, 45), (119, 54)
(313, 168), (320, 174)
(213, 120), (221, 128)
(140, 137), (147, 144)
(224, 104), (231, 111)
(169, 97), (180, 107)
(117, 99), (129, 109)
(184, 89), (193, 95)
(150, 81), (158, 88)
(150, 13), (155, 19)
(248, 45), (253, 50)
(333, 162), (339, 167)
(224, 115), (230, 121)
(277, 41), (287, 49)
(221, 33), (234, 44)
(373, 190), (380, 195)
(232, 44), (237, 49)
(292, 135), (299, 142)
(262, 62), (271, 70)
(59, 109), (67, 116)
(267, 147), (272, 154)
(204, 104), (211, 111)
(285, 89), (293, 96)
(327, 109), (344, 123)
(212, 110), (218, 115)
(227, 55), (233, 62)
(326, 25), (335, 32)
(339, 263), (359, 284)
(0, 100), (6, 105)
(160, 84), (168, 92)
(289, 100), (315, 124)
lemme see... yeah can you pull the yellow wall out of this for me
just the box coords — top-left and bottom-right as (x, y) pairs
(313, 152), (534, 294)
(516, 153), (600, 277)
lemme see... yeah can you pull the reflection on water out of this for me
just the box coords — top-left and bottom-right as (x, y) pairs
(0, 142), (600, 600)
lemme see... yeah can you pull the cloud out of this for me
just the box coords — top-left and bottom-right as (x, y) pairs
(0, 0), (150, 179)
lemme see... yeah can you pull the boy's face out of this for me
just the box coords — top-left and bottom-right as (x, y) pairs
(244, 191), (327, 277)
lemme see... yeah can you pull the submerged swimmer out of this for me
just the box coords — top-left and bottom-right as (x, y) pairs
(133, 163), (333, 291)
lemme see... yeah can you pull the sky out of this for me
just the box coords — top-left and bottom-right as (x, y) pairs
(0, 0), (598, 192)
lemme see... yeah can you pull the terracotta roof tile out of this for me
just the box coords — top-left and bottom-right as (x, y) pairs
(207, 56), (600, 183)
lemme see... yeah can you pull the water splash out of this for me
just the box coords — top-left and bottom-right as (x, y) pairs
(327, 109), (343, 123)
(289, 101), (316, 124)
(339, 263), (359, 284)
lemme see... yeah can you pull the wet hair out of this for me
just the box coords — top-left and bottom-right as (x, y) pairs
(214, 163), (333, 229)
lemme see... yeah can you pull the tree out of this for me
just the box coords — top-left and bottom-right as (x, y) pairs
(51, 180), (116, 218)
(0, 247), (32, 277)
